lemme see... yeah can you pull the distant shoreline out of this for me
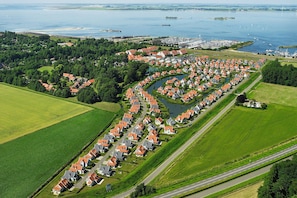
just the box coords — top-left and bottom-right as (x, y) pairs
(45, 4), (297, 12)
(279, 45), (297, 49)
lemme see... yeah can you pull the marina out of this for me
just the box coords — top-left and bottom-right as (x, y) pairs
(0, 4), (296, 54)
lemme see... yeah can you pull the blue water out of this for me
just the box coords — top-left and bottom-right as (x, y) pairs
(146, 74), (195, 117)
(0, 4), (297, 54)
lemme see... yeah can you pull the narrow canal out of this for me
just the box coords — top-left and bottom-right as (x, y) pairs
(146, 74), (195, 118)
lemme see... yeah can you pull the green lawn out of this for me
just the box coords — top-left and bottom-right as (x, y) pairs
(0, 109), (115, 198)
(37, 66), (54, 74)
(153, 82), (297, 188)
(0, 83), (91, 144)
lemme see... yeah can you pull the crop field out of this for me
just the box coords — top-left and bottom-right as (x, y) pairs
(0, 83), (91, 144)
(153, 82), (297, 188)
(0, 84), (115, 197)
(0, 108), (115, 198)
(222, 182), (263, 198)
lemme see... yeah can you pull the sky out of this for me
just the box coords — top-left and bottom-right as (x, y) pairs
(1, 0), (296, 5)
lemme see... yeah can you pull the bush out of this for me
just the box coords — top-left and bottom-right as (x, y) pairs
(130, 183), (156, 198)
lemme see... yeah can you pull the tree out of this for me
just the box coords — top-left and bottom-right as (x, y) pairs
(130, 183), (156, 198)
(235, 93), (246, 105)
(77, 87), (100, 104)
(262, 59), (297, 87)
(261, 103), (267, 110)
(28, 80), (46, 92)
(258, 155), (297, 198)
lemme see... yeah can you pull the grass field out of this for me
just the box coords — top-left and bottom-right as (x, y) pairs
(153, 82), (297, 188)
(222, 182), (263, 198)
(0, 109), (115, 198)
(248, 82), (297, 107)
(188, 49), (272, 61)
(279, 60), (297, 67)
(66, 97), (121, 113)
(37, 66), (54, 74)
(0, 83), (91, 144)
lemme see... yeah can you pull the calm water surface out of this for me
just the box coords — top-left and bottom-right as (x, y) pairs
(146, 74), (195, 117)
(1, 4), (296, 53)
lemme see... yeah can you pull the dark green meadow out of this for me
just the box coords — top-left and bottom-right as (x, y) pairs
(0, 109), (115, 198)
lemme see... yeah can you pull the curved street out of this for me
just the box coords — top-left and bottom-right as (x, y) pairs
(113, 75), (264, 198)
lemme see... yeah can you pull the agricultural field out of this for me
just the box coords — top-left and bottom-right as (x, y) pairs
(279, 59), (297, 67)
(188, 49), (273, 61)
(153, 82), (297, 189)
(0, 84), (115, 198)
(248, 82), (297, 107)
(0, 83), (91, 144)
(221, 182), (263, 198)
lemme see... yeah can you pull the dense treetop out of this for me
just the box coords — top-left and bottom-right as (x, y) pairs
(262, 59), (297, 87)
(0, 31), (149, 102)
(258, 155), (297, 198)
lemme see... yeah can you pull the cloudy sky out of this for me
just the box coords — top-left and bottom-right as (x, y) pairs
(1, 0), (296, 5)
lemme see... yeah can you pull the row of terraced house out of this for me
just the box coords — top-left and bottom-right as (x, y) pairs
(52, 77), (177, 195)
(52, 45), (265, 195)
(155, 57), (264, 104)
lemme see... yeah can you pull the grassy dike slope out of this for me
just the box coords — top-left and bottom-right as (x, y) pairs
(153, 82), (297, 189)
(0, 87), (115, 197)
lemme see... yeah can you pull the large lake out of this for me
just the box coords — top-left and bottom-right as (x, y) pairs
(1, 4), (297, 54)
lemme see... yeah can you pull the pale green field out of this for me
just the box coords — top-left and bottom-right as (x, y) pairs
(280, 60), (297, 67)
(222, 182), (263, 198)
(0, 84), (91, 144)
(249, 82), (297, 107)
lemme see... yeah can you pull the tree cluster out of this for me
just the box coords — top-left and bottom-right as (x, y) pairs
(235, 92), (247, 105)
(0, 31), (149, 103)
(262, 59), (297, 87)
(130, 183), (156, 198)
(258, 155), (297, 198)
(77, 87), (100, 104)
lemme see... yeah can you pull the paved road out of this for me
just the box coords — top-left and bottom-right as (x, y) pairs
(157, 145), (297, 198)
(113, 75), (263, 198)
(187, 165), (272, 198)
(187, 156), (293, 198)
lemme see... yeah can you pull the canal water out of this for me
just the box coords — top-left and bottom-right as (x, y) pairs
(146, 74), (195, 118)
(146, 74), (231, 118)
